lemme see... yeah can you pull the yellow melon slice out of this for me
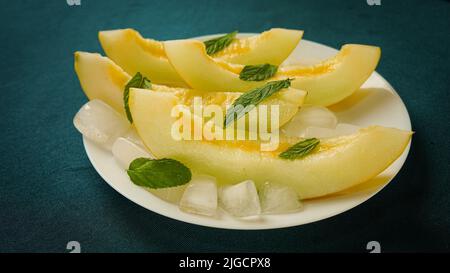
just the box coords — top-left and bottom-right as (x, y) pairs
(130, 89), (412, 199)
(98, 28), (303, 87)
(164, 39), (380, 106)
(210, 28), (303, 65)
(99, 29), (186, 87)
(74, 51), (306, 128)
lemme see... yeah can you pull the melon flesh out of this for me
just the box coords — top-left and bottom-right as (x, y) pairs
(129, 89), (412, 199)
(99, 29), (186, 87)
(74, 52), (130, 115)
(211, 28), (303, 65)
(74, 51), (306, 129)
(283, 44), (381, 106)
(99, 28), (303, 86)
(164, 40), (380, 106)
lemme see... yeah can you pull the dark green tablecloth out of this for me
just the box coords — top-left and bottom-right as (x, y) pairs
(0, 0), (449, 252)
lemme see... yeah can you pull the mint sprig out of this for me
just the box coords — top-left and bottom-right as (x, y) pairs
(127, 158), (192, 188)
(279, 138), (320, 160)
(124, 72), (152, 123)
(224, 79), (292, 127)
(239, 64), (278, 81)
(204, 31), (238, 55)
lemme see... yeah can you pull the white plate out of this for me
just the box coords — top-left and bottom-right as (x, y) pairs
(83, 33), (412, 230)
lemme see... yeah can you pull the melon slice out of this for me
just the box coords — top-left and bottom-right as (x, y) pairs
(164, 40), (381, 106)
(74, 51), (130, 114)
(74, 51), (306, 128)
(129, 89), (412, 199)
(210, 28), (303, 65)
(99, 29), (186, 87)
(98, 28), (303, 86)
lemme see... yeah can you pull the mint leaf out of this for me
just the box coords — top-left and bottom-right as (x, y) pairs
(204, 31), (238, 55)
(124, 72), (152, 123)
(127, 158), (192, 189)
(224, 79), (292, 127)
(279, 138), (320, 160)
(239, 64), (278, 81)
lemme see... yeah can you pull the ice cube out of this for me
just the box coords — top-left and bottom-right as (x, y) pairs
(281, 106), (337, 137)
(259, 182), (302, 214)
(147, 185), (187, 204)
(304, 126), (338, 139)
(73, 100), (130, 148)
(219, 180), (261, 217)
(112, 137), (153, 169)
(335, 123), (360, 135)
(179, 175), (218, 216)
(123, 127), (145, 147)
(304, 123), (360, 139)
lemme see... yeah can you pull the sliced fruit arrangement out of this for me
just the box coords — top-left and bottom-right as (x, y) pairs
(73, 97), (304, 216)
(129, 89), (412, 199)
(73, 27), (412, 220)
(164, 39), (381, 106)
(99, 28), (303, 87)
(74, 51), (306, 129)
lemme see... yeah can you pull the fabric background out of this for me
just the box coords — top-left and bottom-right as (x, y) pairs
(0, 0), (449, 252)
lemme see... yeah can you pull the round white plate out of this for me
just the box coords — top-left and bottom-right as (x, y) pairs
(83, 33), (412, 230)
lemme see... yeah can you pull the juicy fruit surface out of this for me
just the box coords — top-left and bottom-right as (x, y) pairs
(74, 52), (130, 114)
(211, 28), (303, 65)
(283, 44), (381, 106)
(165, 39), (261, 92)
(99, 29), (187, 87)
(130, 89), (412, 199)
(164, 40), (380, 106)
(74, 52), (306, 128)
(99, 28), (302, 87)
(152, 86), (306, 130)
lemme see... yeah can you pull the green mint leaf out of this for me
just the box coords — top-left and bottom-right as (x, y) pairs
(127, 158), (192, 189)
(204, 31), (238, 55)
(224, 78), (292, 127)
(124, 72), (152, 123)
(279, 138), (320, 160)
(239, 64), (278, 81)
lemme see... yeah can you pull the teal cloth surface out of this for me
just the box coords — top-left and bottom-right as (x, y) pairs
(0, 0), (449, 252)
